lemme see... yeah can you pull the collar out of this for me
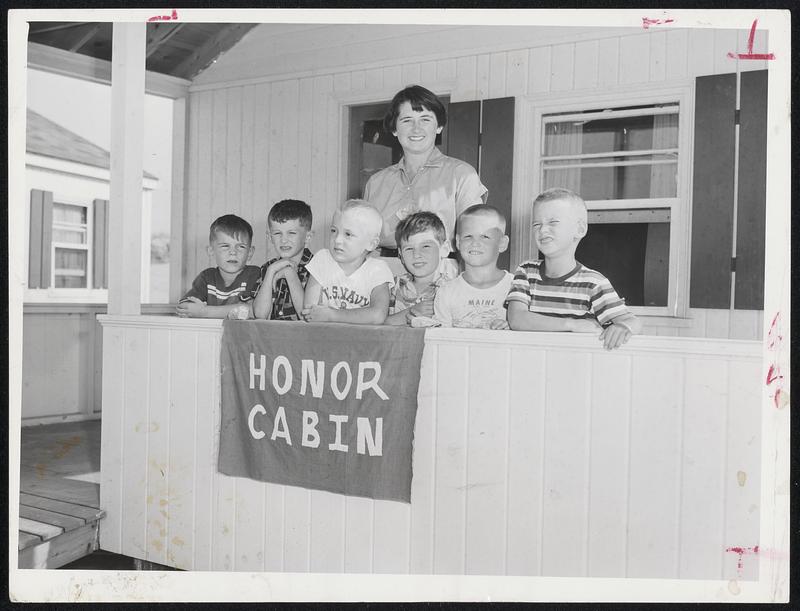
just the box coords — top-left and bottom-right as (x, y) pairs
(394, 147), (445, 176)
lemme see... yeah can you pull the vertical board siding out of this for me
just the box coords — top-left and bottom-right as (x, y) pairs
(101, 321), (762, 579)
(541, 350), (592, 576)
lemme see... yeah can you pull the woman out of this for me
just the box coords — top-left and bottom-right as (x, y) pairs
(364, 85), (487, 260)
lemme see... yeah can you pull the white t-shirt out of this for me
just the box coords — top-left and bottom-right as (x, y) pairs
(306, 249), (394, 310)
(433, 272), (514, 329)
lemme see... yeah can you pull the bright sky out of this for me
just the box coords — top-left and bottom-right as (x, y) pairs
(26, 68), (173, 235)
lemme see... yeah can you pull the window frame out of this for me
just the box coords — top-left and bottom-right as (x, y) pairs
(51, 199), (93, 290)
(525, 85), (694, 318)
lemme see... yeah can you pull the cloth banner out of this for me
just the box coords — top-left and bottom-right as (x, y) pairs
(218, 320), (426, 502)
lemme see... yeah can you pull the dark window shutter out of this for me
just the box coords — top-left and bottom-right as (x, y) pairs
(446, 100), (481, 171)
(93, 198), (109, 289)
(479, 97), (515, 271)
(690, 73), (736, 308)
(28, 189), (53, 289)
(734, 70), (767, 310)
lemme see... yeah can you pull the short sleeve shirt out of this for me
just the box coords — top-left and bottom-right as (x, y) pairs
(389, 259), (459, 314)
(306, 249), (394, 310)
(364, 147), (487, 248)
(180, 266), (262, 306)
(505, 260), (630, 326)
(433, 272), (514, 329)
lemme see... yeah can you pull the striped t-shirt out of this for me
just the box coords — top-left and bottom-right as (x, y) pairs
(505, 260), (629, 326)
(180, 266), (262, 306)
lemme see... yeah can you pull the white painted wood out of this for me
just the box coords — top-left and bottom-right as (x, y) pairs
(464, 345), (510, 574)
(225, 87), (243, 212)
(488, 52), (506, 98)
(145, 328), (170, 566)
(597, 37), (620, 88)
(619, 34), (650, 85)
(98, 316), (762, 580)
(239, 85), (258, 255)
(714, 28), (740, 75)
(627, 355), (683, 578)
(476, 54), (490, 100)
(420, 61), (437, 85)
(573, 40), (599, 90)
(665, 29), (689, 81)
(550, 43), (574, 91)
(678, 358), (727, 578)
(541, 349), (592, 576)
(687, 28), (716, 78)
(505, 49), (529, 97)
(649, 31), (667, 82)
(169, 97), (187, 303)
(505, 347), (546, 576)
(453, 55), (477, 103)
(432, 343), (469, 574)
(108, 24), (146, 316)
(586, 352), (631, 577)
(27, 41), (191, 99)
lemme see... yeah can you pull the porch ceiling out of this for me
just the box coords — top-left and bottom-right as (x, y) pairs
(27, 21), (258, 81)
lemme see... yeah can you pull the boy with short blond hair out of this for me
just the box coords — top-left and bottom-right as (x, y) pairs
(302, 199), (394, 325)
(385, 211), (457, 326)
(253, 199), (314, 320)
(433, 204), (513, 330)
(176, 214), (261, 319)
(506, 187), (641, 349)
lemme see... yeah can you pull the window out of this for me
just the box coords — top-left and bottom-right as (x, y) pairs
(534, 94), (689, 315)
(52, 202), (91, 288)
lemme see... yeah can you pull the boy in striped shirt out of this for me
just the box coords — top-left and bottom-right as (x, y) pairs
(506, 188), (641, 350)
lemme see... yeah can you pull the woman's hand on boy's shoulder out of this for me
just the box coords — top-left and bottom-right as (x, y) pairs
(176, 296), (207, 318)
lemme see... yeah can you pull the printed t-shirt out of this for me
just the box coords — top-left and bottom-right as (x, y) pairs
(505, 260), (630, 326)
(433, 271), (514, 329)
(364, 147), (487, 248)
(306, 249), (394, 310)
(180, 266), (262, 306)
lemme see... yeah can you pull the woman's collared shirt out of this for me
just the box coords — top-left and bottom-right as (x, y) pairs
(364, 147), (487, 248)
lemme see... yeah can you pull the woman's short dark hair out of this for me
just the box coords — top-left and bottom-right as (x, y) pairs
(383, 85), (447, 134)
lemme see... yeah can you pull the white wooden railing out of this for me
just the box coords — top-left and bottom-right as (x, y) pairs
(98, 316), (762, 579)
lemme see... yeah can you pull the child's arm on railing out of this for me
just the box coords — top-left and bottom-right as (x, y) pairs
(302, 284), (390, 325)
(507, 302), (600, 332)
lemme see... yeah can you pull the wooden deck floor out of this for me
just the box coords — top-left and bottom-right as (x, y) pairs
(18, 419), (105, 569)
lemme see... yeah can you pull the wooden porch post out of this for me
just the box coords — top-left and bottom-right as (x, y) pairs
(108, 23), (146, 315)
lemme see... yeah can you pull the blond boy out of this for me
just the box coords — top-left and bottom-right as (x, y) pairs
(433, 204), (513, 329)
(506, 187), (641, 349)
(302, 199), (393, 324)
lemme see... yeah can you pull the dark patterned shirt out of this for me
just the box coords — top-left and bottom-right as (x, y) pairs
(256, 248), (314, 320)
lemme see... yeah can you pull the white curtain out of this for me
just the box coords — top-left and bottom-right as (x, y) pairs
(649, 113), (679, 197)
(543, 121), (582, 192)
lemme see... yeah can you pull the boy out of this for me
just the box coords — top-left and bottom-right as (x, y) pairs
(506, 187), (641, 350)
(385, 211), (456, 326)
(302, 199), (394, 325)
(253, 199), (314, 320)
(433, 204), (513, 330)
(176, 214), (261, 318)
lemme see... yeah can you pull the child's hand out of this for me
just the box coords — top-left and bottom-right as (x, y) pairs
(301, 304), (332, 323)
(409, 296), (434, 318)
(227, 304), (251, 320)
(176, 297), (206, 318)
(265, 259), (294, 283)
(488, 318), (510, 330)
(599, 321), (633, 350)
(273, 264), (299, 288)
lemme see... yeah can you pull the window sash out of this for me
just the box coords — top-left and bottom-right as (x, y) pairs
(50, 202), (93, 289)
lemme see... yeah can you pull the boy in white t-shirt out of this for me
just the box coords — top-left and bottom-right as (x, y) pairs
(302, 199), (394, 324)
(433, 204), (513, 330)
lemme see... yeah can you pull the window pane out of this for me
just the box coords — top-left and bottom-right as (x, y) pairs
(542, 154), (678, 199)
(54, 247), (88, 288)
(53, 202), (87, 225)
(544, 111), (678, 156)
(52, 228), (86, 244)
(575, 221), (670, 307)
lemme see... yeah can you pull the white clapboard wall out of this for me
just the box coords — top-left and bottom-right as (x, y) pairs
(99, 316), (762, 579)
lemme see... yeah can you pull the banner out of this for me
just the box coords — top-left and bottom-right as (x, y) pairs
(218, 320), (426, 502)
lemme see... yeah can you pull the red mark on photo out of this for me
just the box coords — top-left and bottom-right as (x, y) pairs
(726, 545), (759, 573)
(147, 9), (178, 22)
(727, 19), (775, 60)
(765, 311), (787, 408)
(642, 17), (674, 29)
